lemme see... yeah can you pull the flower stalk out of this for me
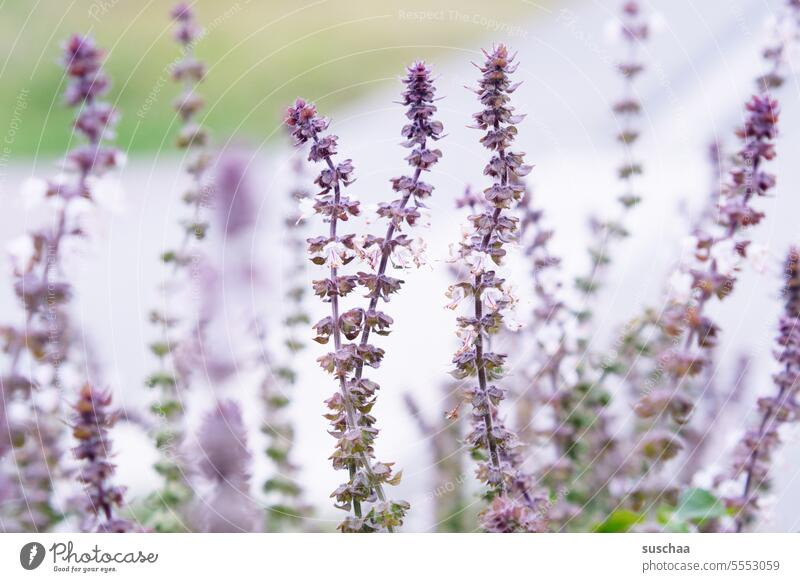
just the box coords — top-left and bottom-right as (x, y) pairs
(286, 72), (441, 529)
(71, 384), (133, 532)
(448, 44), (547, 532)
(722, 248), (800, 532)
(259, 155), (313, 530)
(144, 2), (212, 531)
(0, 33), (121, 531)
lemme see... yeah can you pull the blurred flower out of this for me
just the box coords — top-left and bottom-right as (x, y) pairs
(722, 247), (800, 532)
(71, 384), (133, 532)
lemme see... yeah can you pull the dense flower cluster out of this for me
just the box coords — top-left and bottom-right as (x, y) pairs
(6, 0), (800, 537)
(285, 68), (444, 530)
(447, 45), (548, 532)
(592, 2), (799, 527)
(0, 33), (121, 532)
(71, 385), (133, 532)
(144, 2), (212, 531)
(632, 94), (779, 474)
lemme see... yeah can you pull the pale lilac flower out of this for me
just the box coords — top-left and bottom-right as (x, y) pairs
(449, 44), (547, 532)
(721, 248), (800, 532)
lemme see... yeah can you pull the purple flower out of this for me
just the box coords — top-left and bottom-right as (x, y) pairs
(197, 400), (251, 485)
(171, 3), (201, 45)
(449, 45), (546, 532)
(71, 384), (133, 533)
(722, 248), (800, 532)
(61, 35), (109, 106)
(757, 0), (800, 90)
(193, 401), (257, 532)
(284, 66), (442, 531)
(633, 94), (778, 437)
(214, 148), (256, 238)
(622, 32), (783, 517)
(0, 33), (120, 532)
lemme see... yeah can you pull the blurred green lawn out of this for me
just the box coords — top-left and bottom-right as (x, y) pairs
(0, 0), (551, 156)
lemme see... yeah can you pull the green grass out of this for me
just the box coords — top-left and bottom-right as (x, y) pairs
(0, 0), (552, 156)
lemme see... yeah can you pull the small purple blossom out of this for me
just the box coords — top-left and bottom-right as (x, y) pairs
(214, 148), (256, 238)
(71, 384), (133, 533)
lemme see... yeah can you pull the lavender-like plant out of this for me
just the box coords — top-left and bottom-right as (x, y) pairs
(514, 184), (584, 526)
(71, 384), (133, 532)
(631, 93), (779, 492)
(0, 33), (122, 531)
(507, 3), (653, 531)
(259, 155), (312, 531)
(448, 44), (548, 532)
(286, 61), (441, 532)
(721, 249), (800, 532)
(574, 0), (649, 318)
(628, 0), (797, 448)
(144, 3), (212, 531)
(600, 0), (798, 523)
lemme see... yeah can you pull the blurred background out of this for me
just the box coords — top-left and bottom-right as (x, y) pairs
(2, 0), (800, 532)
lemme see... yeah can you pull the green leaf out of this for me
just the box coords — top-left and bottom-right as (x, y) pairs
(593, 509), (645, 533)
(149, 341), (171, 358)
(146, 372), (176, 388)
(263, 477), (302, 496)
(674, 488), (726, 523)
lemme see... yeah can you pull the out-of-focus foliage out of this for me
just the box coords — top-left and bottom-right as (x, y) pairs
(0, 0), (543, 155)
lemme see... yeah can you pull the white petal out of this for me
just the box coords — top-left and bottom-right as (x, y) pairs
(90, 175), (126, 214)
(21, 177), (48, 210)
(5, 235), (35, 274)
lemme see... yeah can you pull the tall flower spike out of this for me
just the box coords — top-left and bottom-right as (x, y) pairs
(449, 45), (547, 532)
(144, 3), (212, 531)
(722, 248), (800, 532)
(71, 384), (133, 532)
(533, 2), (652, 530)
(0, 33), (121, 531)
(286, 99), (386, 531)
(636, 95), (778, 450)
(287, 62), (442, 531)
(259, 154), (313, 531)
(574, 0), (649, 319)
(608, 0), (797, 521)
(628, 94), (779, 501)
